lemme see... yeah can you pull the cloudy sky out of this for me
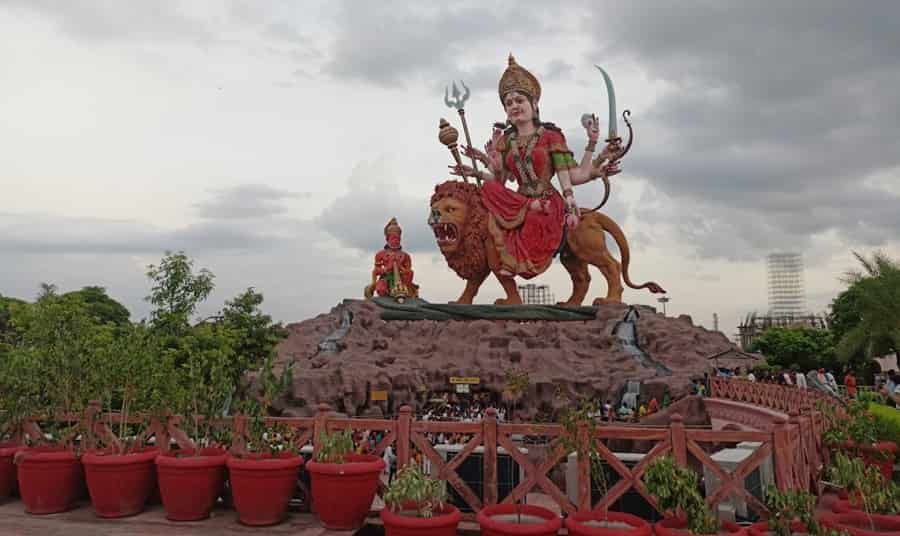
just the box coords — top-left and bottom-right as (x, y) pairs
(2, 1), (899, 340)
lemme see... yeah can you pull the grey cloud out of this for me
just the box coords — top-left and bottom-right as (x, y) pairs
(193, 184), (310, 220)
(587, 2), (900, 259)
(317, 181), (435, 253)
(323, 1), (546, 88)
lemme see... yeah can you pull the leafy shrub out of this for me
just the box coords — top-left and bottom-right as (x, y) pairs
(315, 429), (354, 463)
(383, 464), (447, 518)
(868, 402), (900, 445)
(644, 456), (718, 534)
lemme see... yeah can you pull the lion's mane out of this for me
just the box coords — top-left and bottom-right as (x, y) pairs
(430, 180), (490, 281)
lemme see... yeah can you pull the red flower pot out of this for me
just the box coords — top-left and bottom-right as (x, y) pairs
(156, 447), (227, 521)
(380, 502), (462, 536)
(749, 520), (810, 536)
(476, 504), (562, 536)
(306, 453), (385, 530)
(819, 511), (900, 536)
(82, 447), (159, 518)
(565, 511), (651, 536)
(227, 452), (303, 526)
(0, 443), (23, 500)
(16, 447), (83, 514)
(655, 517), (745, 536)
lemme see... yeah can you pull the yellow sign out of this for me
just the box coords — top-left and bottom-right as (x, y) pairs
(449, 377), (480, 385)
(370, 390), (388, 401)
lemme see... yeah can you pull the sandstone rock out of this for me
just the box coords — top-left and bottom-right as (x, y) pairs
(273, 299), (735, 418)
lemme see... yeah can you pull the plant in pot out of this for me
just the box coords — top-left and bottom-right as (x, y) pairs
(821, 400), (897, 482)
(0, 323), (37, 503)
(556, 393), (651, 536)
(823, 451), (900, 534)
(10, 289), (102, 515)
(227, 354), (303, 526)
(747, 485), (828, 536)
(80, 323), (172, 518)
(644, 455), (743, 536)
(380, 463), (461, 536)
(306, 426), (385, 530)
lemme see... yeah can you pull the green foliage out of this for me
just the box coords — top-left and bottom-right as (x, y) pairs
(384, 464), (448, 518)
(0, 294), (26, 355)
(234, 352), (295, 455)
(502, 368), (531, 421)
(829, 451), (900, 515)
(2, 290), (109, 446)
(62, 286), (130, 326)
(315, 428), (354, 463)
(821, 400), (877, 445)
(146, 251), (215, 339)
(764, 485), (817, 536)
(836, 252), (900, 369)
(749, 327), (836, 372)
(554, 391), (609, 509)
(644, 456), (718, 534)
(219, 288), (288, 394)
(868, 402), (900, 445)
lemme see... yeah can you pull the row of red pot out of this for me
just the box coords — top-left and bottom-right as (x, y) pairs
(0, 444), (387, 529)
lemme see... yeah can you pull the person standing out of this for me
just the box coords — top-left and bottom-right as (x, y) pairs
(795, 369), (807, 389)
(844, 370), (858, 399)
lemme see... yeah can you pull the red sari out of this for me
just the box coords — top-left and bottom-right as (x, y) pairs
(481, 126), (576, 278)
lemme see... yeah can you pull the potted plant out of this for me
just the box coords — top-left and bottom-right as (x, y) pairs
(822, 400), (897, 481)
(380, 463), (461, 536)
(11, 290), (98, 514)
(0, 339), (34, 502)
(155, 320), (236, 522)
(644, 455), (744, 536)
(227, 354), (303, 526)
(822, 451), (900, 534)
(306, 427), (385, 530)
(556, 393), (651, 536)
(748, 485), (823, 536)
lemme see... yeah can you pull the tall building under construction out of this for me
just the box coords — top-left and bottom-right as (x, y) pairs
(518, 284), (555, 305)
(767, 252), (805, 318)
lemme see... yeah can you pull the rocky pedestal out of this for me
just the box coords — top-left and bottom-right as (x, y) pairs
(273, 299), (734, 418)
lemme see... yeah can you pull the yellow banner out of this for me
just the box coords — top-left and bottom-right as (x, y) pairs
(370, 390), (388, 401)
(449, 376), (480, 385)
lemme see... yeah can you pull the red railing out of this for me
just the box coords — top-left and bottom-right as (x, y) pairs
(12, 379), (834, 520)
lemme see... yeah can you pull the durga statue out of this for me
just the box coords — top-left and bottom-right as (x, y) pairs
(430, 55), (666, 306)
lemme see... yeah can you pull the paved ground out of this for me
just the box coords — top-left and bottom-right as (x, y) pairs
(0, 501), (357, 536)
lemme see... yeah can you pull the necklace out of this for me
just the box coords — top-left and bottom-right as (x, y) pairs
(509, 126), (545, 196)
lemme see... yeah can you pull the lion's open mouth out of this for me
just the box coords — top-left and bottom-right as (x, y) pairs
(432, 222), (459, 246)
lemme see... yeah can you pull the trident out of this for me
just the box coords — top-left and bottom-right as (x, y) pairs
(444, 80), (481, 186)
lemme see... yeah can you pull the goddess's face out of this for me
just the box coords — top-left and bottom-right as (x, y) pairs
(503, 91), (534, 124)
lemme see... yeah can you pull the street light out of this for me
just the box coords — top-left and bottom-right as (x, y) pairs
(657, 296), (670, 315)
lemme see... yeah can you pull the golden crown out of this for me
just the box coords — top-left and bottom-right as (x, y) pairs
(498, 54), (541, 103)
(384, 217), (402, 237)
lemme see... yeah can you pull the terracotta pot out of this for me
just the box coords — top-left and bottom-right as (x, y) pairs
(156, 447), (227, 521)
(306, 453), (385, 530)
(565, 511), (651, 536)
(476, 504), (562, 536)
(819, 511), (900, 536)
(834, 440), (898, 482)
(16, 447), (83, 514)
(655, 517), (745, 536)
(227, 452), (303, 526)
(380, 502), (462, 536)
(748, 520), (810, 536)
(0, 443), (23, 500)
(82, 448), (159, 518)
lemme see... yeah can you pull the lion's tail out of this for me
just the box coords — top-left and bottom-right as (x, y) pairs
(592, 212), (666, 295)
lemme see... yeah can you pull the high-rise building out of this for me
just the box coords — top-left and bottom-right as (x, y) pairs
(518, 284), (555, 305)
(766, 253), (805, 318)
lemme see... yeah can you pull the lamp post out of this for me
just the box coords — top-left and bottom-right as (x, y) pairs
(657, 296), (670, 316)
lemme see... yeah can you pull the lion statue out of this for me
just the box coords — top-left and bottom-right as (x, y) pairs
(428, 180), (665, 306)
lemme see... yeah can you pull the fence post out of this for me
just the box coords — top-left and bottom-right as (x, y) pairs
(397, 405), (412, 469)
(670, 413), (687, 466)
(577, 421), (591, 511)
(483, 408), (498, 507)
(230, 414), (247, 455)
(789, 410), (807, 490)
(312, 402), (331, 459)
(81, 400), (101, 451)
(772, 416), (792, 491)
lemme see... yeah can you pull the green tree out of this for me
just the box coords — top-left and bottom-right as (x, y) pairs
(63, 286), (131, 326)
(0, 294), (27, 354)
(749, 327), (836, 372)
(219, 288), (288, 392)
(146, 251), (215, 339)
(836, 251), (900, 370)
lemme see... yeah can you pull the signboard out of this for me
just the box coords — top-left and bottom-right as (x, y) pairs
(455, 384), (470, 394)
(449, 377), (480, 385)
(370, 390), (388, 401)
